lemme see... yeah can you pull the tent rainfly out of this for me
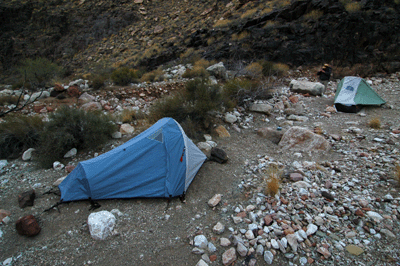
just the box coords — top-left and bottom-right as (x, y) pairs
(334, 76), (386, 113)
(58, 118), (207, 202)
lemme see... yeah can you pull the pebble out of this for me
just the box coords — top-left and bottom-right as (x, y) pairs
(264, 250), (274, 264)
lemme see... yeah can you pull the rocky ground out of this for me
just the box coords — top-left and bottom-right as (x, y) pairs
(1, 69), (400, 266)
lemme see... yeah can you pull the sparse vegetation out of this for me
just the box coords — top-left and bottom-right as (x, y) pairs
(141, 68), (164, 82)
(244, 62), (263, 79)
(37, 106), (117, 167)
(18, 57), (63, 88)
(0, 115), (44, 159)
(259, 60), (290, 77)
(182, 59), (211, 79)
(120, 109), (137, 123)
(368, 117), (381, 129)
(223, 78), (271, 107)
(90, 74), (108, 90)
(241, 8), (258, 19)
(264, 163), (282, 197)
(111, 67), (140, 85)
(344, 2), (362, 12)
(394, 163), (400, 186)
(213, 19), (233, 28)
(304, 10), (324, 20)
(0, 95), (20, 106)
(149, 78), (222, 138)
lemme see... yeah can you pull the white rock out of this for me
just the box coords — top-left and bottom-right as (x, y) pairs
(120, 123), (135, 135)
(53, 161), (65, 170)
(245, 230), (255, 240)
(289, 80), (325, 96)
(110, 209), (123, 217)
(194, 235), (208, 249)
(112, 131), (122, 139)
(208, 242), (217, 253)
(222, 247), (237, 265)
(2, 257), (12, 266)
(64, 148), (77, 158)
(366, 211), (384, 222)
(306, 223), (318, 236)
(88, 211), (116, 240)
(264, 250), (274, 264)
(220, 237), (231, 246)
(53, 176), (67, 186)
(22, 148), (36, 161)
(225, 113), (237, 123)
(237, 242), (248, 257)
(208, 194), (222, 207)
(0, 160), (7, 170)
(196, 259), (209, 266)
(213, 222), (225, 234)
(249, 103), (273, 115)
(256, 244), (264, 256)
(286, 233), (298, 252)
(271, 239), (279, 249)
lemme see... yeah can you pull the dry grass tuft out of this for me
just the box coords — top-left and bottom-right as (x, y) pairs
(394, 164), (400, 186)
(304, 10), (324, 20)
(213, 19), (233, 28)
(345, 2), (362, 12)
(368, 117), (381, 129)
(264, 163), (282, 197)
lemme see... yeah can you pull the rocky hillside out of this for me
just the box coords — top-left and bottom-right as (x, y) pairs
(1, 0), (400, 81)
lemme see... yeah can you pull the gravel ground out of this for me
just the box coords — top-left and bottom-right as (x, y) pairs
(1, 72), (400, 266)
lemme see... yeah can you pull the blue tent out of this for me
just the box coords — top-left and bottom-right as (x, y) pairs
(59, 118), (207, 201)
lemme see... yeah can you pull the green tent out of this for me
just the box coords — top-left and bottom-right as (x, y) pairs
(334, 76), (386, 113)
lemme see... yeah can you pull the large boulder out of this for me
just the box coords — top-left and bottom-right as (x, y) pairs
(278, 126), (330, 151)
(257, 127), (285, 144)
(249, 103), (273, 115)
(289, 80), (325, 96)
(206, 62), (227, 79)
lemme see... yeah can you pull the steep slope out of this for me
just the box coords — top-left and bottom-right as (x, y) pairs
(1, 0), (400, 80)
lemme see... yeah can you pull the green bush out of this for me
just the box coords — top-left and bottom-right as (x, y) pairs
(0, 115), (44, 159)
(140, 68), (164, 82)
(223, 78), (271, 106)
(18, 57), (63, 88)
(37, 106), (117, 167)
(91, 75), (107, 90)
(149, 78), (222, 138)
(111, 67), (139, 85)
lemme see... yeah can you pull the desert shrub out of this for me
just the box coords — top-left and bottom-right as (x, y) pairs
(223, 78), (271, 106)
(244, 62), (263, 79)
(0, 95), (20, 106)
(394, 163), (400, 186)
(231, 31), (251, 41)
(344, 2), (362, 12)
(241, 8), (258, 19)
(368, 117), (381, 129)
(120, 109), (137, 123)
(213, 19), (233, 28)
(259, 60), (289, 77)
(91, 75), (107, 90)
(111, 67), (139, 85)
(141, 68), (164, 82)
(264, 163), (282, 197)
(149, 78), (222, 138)
(18, 57), (63, 88)
(182, 59), (211, 79)
(261, 7), (273, 16)
(0, 115), (44, 159)
(36, 106), (117, 167)
(304, 10), (324, 20)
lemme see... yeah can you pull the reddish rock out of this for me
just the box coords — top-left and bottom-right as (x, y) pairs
(392, 129), (400, 134)
(257, 127), (284, 144)
(301, 195), (308, 201)
(236, 211), (247, 218)
(15, 215), (41, 236)
(18, 189), (35, 208)
(280, 198), (289, 205)
(284, 228), (295, 235)
(67, 85), (81, 97)
(308, 257), (314, 264)
(290, 172), (303, 182)
(288, 95), (299, 103)
(54, 83), (65, 92)
(209, 255), (217, 262)
(355, 209), (365, 217)
(264, 215), (273, 226)
(33, 104), (46, 113)
(325, 180), (333, 189)
(46, 106), (54, 112)
(65, 165), (76, 173)
(0, 209), (11, 222)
